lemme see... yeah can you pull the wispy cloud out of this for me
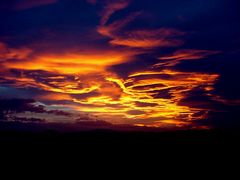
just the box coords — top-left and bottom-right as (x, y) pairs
(160, 49), (220, 61)
(100, 0), (130, 25)
(94, 0), (184, 49)
(3, 49), (136, 75)
(155, 49), (220, 67)
(110, 28), (184, 48)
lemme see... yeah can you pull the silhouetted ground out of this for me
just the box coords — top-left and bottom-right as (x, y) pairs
(1, 125), (239, 174)
(1, 129), (239, 147)
(0, 121), (239, 152)
(1, 128), (238, 177)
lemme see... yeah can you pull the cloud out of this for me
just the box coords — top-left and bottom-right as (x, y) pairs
(155, 49), (220, 67)
(15, 0), (58, 10)
(124, 69), (219, 121)
(0, 42), (32, 61)
(13, 117), (45, 123)
(0, 98), (43, 120)
(0, 98), (71, 115)
(98, 15), (184, 49)
(100, 0), (130, 25)
(0, 98), (77, 123)
(0, 1), (228, 129)
(135, 101), (158, 107)
(0, 41), (221, 128)
(127, 110), (145, 115)
(160, 49), (220, 61)
(110, 29), (184, 48)
(95, 1), (184, 49)
(97, 11), (141, 37)
(87, 0), (131, 25)
(2, 49), (136, 75)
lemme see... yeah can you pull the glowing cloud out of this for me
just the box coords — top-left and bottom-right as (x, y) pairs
(3, 50), (135, 74)
(0, 1), (226, 129)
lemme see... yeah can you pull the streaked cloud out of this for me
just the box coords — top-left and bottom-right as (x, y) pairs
(2, 49), (136, 74)
(160, 49), (220, 61)
(95, 1), (184, 49)
(155, 49), (220, 67)
(110, 29), (184, 48)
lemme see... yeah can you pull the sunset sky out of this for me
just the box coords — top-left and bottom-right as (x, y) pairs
(0, 0), (239, 129)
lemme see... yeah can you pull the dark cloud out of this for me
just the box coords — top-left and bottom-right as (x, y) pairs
(127, 110), (145, 115)
(135, 101), (158, 107)
(0, 98), (73, 122)
(151, 89), (173, 99)
(0, 98), (43, 120)
(13, 117), (45, 123)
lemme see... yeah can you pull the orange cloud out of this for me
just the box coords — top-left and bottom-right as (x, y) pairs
(0, 47), (220, 127)
(3, 49), (135, 74)
(69, 69), (218, 127)
(37, 93), (72, 101)
(1, 44), (219, 128)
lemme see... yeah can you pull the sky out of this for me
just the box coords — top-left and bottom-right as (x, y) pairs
(0, 0), (240, 129)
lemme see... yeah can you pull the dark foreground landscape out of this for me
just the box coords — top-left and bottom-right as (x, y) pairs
(1, 122), (240, 170)
(0, 121), (239, 152)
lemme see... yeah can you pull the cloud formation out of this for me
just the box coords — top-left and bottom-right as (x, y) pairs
(0, 0), (234, 129)
(0, 42), (32, 61)
(155, 49), (220, 67)
(100, 0), (130, 25)
(95, 0), (184, 49)
(3, 49), (134, 74)
(110, 29), (184, 48)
